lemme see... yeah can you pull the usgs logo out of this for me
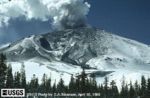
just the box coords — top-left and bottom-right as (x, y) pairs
(1, 89), (25, 97)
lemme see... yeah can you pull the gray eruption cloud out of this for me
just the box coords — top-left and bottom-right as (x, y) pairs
(0, 0), (90, 30)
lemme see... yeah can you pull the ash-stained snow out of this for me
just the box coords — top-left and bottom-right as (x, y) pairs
(1, 27), (150, 87)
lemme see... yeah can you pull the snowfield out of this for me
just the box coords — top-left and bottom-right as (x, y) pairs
(9, 61), (82, 85)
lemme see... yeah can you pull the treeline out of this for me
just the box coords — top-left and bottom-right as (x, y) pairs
(0, 53), (150, 98)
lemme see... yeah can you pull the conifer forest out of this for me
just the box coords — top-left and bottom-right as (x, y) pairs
(0, 53), (150, 98)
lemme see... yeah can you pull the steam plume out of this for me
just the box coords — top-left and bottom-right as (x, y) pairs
(0, 0), (90, 30)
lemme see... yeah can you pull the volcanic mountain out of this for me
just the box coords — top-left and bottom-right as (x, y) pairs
(0, 27), (150, 85)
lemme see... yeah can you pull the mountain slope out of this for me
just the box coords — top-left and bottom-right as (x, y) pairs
(0, 27), (150, 85)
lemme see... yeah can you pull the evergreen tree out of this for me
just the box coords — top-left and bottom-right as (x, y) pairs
(20, 63), (26, 89)
(80, 68), (86, 93)
(85, 78), (91, 93)
(6, 64), (13, 88)
(129, 81), (135, 98)
(26, 82), (30, 93)
(99, 84), (104, 97)
(46, 75), (51, 93)
(34, 78), (39, 92)
(14, 72), (21, 88)
(147, 78), (150, 96)
(57, 77), (65, 94)
(103, 76), (109, 98)
(0, 54), (7, 88)
(75, 75), (80, 93)
(120, 76), (128, 98)
(134, 80), (140, 97)
(29, 74), (39, 93)
(124, 84), (129, 98)
(141, 75), (146, 96)
(52, 80), (56, 94)
(69, 75), (76, 93)
(110, 80), (119, 98)
(40, 73), (47, 93)
(91, 75), (97, 93)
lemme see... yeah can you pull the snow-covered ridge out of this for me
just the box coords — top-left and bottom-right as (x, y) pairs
(0, 43), (10, 49)
(0, 27), (150, 86)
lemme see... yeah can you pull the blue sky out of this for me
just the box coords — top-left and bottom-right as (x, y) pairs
(88, 0), (150, 44)
(0, 0), (150, 45)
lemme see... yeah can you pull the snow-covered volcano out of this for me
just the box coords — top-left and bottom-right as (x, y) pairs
(0, 27), (150, 86)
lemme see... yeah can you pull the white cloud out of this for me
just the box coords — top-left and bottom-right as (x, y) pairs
(0, 0), (90, 30)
